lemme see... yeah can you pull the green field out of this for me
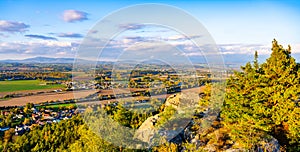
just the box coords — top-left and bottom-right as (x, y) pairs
(0, 80), (63, 92)
(38, 103), (76, 109)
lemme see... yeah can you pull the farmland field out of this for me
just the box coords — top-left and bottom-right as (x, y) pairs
(0, 80), (63, 92)
(0, 90), (96, 106)
(38, 103), (77, 109)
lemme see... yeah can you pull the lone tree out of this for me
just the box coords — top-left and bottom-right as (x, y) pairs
(221, 39), (300, 150)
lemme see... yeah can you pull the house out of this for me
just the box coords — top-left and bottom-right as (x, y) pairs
(38, 121), (45, 126)
(53, 119), (60, 123)
(31, 107), (38, 113)
(43, 116), (54, 120)
(16, 114), (24, 119)
(3, 111), (10, 115)
(44, 109), (52, 113)
(43, 113), (50, 118)
(32, 113), (39, 121)
(15, 126), (25, 135)
(54, 89), (62, 92)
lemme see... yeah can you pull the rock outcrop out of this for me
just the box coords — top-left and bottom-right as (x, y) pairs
(134, 115), (159, 144)
(134, 92), (198, 146)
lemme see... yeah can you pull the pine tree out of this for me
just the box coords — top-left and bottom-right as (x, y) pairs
(221, 39), (300, 150)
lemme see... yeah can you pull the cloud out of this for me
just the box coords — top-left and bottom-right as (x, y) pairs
(119, 23), (145, 30)
(0, 20), (30, 33)
(166, 34), (202, 41)
(167, 35), (186, 41)
(181, 52), (203, 56)
(62, 10), (88, 22)
(89, 30), (98, 34)
(121, 36), (146, 44)
(218, 44), (271, 55)
(25, 34), (58, 41)
(177, 44), (272, 57)
(57, 32), (83, 38)
(84, 34), (201, 54)
(124, 42), (173, 52)
(0, 41), (79, 58)
(0, 33), (8, 38)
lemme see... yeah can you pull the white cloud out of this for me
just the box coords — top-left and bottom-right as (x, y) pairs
(0, 41), (79, 59)
(0, 33), (8, 38)
(219, 44), (271, 55)
(166, 34), (202, 41)
(168, 35), (186, 41)
(124, 42), (173, 52)
(290, 44), (300, 54)
(119, 23), (145, 30)
(0, 20), (30, 33)
(184, 46), (195, 51)
(56, 52), (67, 55)
(62, 10), (88, 23)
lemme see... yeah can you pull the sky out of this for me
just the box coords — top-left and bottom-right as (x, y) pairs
(0, 0), (300, 64)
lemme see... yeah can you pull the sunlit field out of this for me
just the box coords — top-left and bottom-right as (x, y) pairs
(0, 80), (63, 92)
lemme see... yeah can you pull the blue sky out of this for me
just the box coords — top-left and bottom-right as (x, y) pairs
(0, 0), (300, 63)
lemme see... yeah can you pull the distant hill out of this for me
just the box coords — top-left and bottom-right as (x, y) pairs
(0, 54), (265, 67)
(0, 57), (92, 64)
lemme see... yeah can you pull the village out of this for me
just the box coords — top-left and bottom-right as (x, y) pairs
(0, 104), (79, 136)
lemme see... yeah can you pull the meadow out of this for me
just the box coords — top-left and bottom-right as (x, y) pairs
(0, 80), (63, 92)
(38, 103), (77, 109)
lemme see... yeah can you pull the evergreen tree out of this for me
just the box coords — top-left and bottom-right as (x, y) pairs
(221, 39), (300, 150)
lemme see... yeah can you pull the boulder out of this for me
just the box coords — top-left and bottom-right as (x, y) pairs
(134, 115), (159, 144)
(135, 92), (198, 146)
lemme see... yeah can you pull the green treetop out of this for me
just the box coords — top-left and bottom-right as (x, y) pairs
(221, 39), (300, 150)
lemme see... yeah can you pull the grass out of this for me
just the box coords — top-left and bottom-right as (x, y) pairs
(39, 103), (76, 109)
(124, 100), (163, 113)
(0, 80), (63, 92)
(63, 72), (88, 77)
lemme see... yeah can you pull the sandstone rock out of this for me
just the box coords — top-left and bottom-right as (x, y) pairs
(134, 115), (159, 144)
(135, 92), (199, 146)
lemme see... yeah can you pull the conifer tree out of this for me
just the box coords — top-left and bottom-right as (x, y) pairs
(221, 39), (300, 150)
